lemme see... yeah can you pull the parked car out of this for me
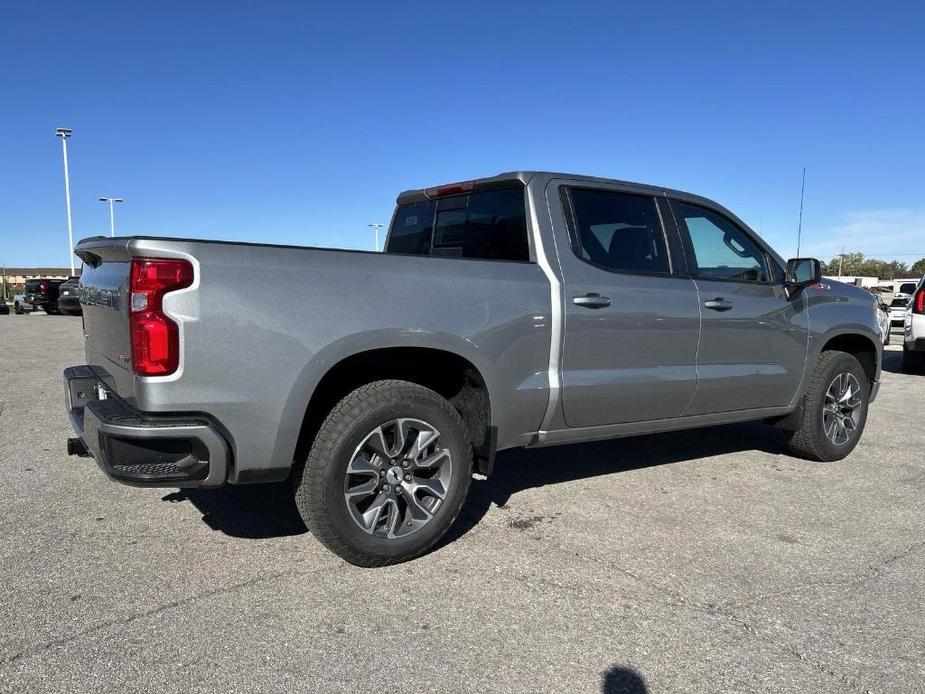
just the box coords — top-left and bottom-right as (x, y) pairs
(902, 277), (925, 373)
(890, 297), (909, 326)
(63, 171), (883, 566)
(0, 300), (9, 316)
(57, 276), (83, 316)
(874, 295), (891, 345)
(895, 282), (918, 301)
(15, 278), (65, 314)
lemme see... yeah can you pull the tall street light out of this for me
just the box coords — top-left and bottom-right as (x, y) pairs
(99, 197), (123, 237)
(56, 128), (75, 275)
(368, 223), (384, 251)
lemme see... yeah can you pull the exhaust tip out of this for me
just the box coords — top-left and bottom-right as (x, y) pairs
(67, 437), (90, 457)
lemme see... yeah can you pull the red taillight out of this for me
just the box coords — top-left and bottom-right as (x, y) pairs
(129, 258), (194, 376)
(425, 180), (475, 198)
(914, 288), (925, 315)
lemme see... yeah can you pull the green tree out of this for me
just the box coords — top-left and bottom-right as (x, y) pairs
(822, 253), (909, 279)
(823, 252), (865, 276)
(911, 258), (925, 275)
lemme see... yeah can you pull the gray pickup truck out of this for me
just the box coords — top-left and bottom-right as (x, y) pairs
(64, 171), (882, 566)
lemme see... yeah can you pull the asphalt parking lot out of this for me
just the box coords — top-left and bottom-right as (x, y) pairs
(1, 315), (923, 694)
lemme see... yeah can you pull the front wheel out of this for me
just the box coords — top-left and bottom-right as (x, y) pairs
(786, 350), (870, 461)
(294, 380), (473, 566)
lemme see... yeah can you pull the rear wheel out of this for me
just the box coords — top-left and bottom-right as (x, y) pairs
(14, 302), (22, 315)
(902, 346), (924, 374)
(294, 380), (473, 566)
(786, 350), (870, 461)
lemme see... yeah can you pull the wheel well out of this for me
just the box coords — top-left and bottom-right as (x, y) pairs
(294, 347), (492, 469)
(820, 333), (877, 384)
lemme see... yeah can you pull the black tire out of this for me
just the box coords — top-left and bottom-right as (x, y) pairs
(786, 350), (870, 462)
(14, 303), (23, 315)
(902, 347), (925, 374)
(293, 380), (473, 566)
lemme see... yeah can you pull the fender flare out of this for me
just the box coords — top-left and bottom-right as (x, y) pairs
(268, 330), (499, 471)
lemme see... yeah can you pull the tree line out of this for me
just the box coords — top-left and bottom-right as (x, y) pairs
(820, 253), (925, 279)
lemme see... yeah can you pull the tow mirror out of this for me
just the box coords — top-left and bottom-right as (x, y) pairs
(785, 257), (822, 298)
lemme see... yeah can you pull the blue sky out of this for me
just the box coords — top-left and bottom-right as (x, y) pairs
(2, 0), (924, 269)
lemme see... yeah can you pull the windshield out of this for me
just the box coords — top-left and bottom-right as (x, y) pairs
(899, 283), (917, 294)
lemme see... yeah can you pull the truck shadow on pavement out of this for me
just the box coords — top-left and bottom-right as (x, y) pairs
(880, 347), (905, 374)
(440, 419), (790, 547)
(164, 419), (790, 543)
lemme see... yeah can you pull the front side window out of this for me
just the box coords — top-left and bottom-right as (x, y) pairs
(567, 188), (670, 274)
(673, 202), (769, 283)
(385, 188), (529, 262)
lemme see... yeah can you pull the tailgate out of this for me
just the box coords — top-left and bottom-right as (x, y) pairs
(75, 241), (135, 400)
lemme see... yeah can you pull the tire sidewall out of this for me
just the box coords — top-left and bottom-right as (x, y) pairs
(812, 353), (870, 460)
(311, 387), (470, 562)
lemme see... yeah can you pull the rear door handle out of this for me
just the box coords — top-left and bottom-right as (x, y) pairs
(573, 293), (611, 309)
(703, 298), (734, 312)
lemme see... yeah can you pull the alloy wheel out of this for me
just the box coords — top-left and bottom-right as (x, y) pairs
(823, 372), (863, 446)
(343, 418), (452, 539)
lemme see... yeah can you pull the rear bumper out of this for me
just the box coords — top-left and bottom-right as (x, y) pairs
(63, 365), (229, 488)
(59, 297), (82, 314)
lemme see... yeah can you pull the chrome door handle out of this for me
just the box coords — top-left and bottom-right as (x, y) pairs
(703, 298), (734, 311)
(573, 293), (611, 309)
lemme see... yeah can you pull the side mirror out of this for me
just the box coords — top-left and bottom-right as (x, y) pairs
(785, 257), (822, 297)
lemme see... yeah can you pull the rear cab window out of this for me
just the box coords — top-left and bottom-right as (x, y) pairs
(385, 187), (530, 262)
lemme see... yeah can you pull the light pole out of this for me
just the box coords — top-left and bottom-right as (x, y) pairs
(99, 197), (123, 237)
(796, 166), (806, 258)
(368, 223), (384, 251)
(56, 128), (75, 275)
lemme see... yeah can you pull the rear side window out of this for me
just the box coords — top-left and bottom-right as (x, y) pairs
(388, 201), (433, 255)
(566, 188), (670, 274)
(673, 201), (769, 283)
(385, 188), (529, 262)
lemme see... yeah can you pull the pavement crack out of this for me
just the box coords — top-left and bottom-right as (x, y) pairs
(727, 540), (925, 610)
(0, 560), (343, 668)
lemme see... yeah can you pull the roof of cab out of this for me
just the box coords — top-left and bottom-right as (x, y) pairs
(396, 171), (712, 207)
(395, 171), (784, 265)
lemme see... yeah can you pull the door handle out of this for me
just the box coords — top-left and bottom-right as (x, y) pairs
(573, 293), (611, 309)
(703, 298), (734, 312)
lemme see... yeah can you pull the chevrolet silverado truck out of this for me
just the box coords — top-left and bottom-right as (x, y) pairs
(64, 171), (883, 566)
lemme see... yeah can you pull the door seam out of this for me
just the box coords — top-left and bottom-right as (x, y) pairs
(680, 278), (702, 417)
